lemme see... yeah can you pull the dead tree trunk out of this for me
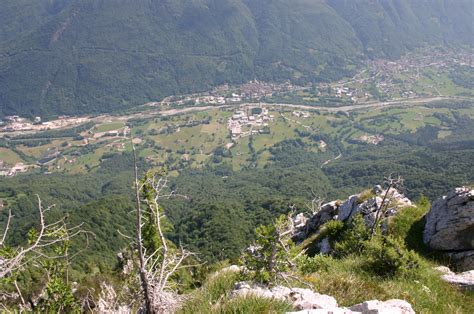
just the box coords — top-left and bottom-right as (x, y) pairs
(370, 174), (403, 238)
(131, 135), (154, 314)
(130, 133), (194, 313)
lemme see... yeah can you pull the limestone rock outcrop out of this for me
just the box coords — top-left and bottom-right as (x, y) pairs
(234, 283), (415, 314)
(233, 282), (338, 310)
(423, 186), (474, 270)
(447, 250), (474, 271)
(349, 299), (415, 314)
(434, 266), (474, 291)
(337, 186), (412, 226)
(293, 186), (413, 250)
(294, 201), (340, 241)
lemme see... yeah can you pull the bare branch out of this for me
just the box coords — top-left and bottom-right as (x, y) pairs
(130, 141), (195, 312)
(117, 229), (134, 240)
(0, 196), (87, 279)
(14, 280), (26, 309)
(130, 132), (154, 313)
(306, 193), (324, 216)
(370, 173), (404, 237)
(0, 208), (12, 246)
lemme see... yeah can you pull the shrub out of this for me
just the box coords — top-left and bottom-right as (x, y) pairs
(241, 215), (297, 284)
(296, 254), (333, 275)
(363, 235), (421, 278)
(356, 189), (375, 205)
(388, 196), (430, 253)
(320, 220), (345, 239)
(333, 214), (371, 257)
(179, 270), (239, 314)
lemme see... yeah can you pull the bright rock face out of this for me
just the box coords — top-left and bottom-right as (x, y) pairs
(233, 283), (338, 310)
(434, 266), (474, 291)
(233, 283), (415, 314)
(423, 187), (474, 270)
(349, 299), (415, 314)
(293, 186), (413, 248)
(336, 186), (411, 226)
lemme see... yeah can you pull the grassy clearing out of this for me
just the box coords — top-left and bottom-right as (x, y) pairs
(219, 296), (293, 314)
(0, 148), (24, 165)
(16, 140), (63, 159)
(305, 255), (474, 313)
(179, 270), (292, 314)
(64, 146), (106, 174)
(304, 199), (473, 313)
(94, 121), (124, 133)
(355, 188), (375, 205)
(438, 130), (452, 139)
(201, 122), (222, 134)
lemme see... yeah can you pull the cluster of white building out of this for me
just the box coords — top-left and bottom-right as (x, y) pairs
(358, 134), (385, 145)
(292, 111), (311, 118)
(0, 116), (33, 132)
(194, 93), (244, 105)
(334, 86), (362, 101)
(0, 115), (89, 133)
(0, 161), (31, 177)
(195, 96), (226, 105)
(93, 126), (130, 139)
(164, 93), (244, 106)
(227, 106), (274, 140)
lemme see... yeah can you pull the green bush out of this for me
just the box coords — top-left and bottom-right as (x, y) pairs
(320, 220), (345, 239)
(356, 189), (375, 205)
(333, 215), (371, 257)
(363, 235), (421, 278)
(241, 215), (297, 284)
(179, 270), (239, 314)
(296, 254), (333, 275)
(388, 196), (430, 253)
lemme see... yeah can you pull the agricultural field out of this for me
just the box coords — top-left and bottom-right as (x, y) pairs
(2, 99), (473, 179)
(0, 148), (23, 166)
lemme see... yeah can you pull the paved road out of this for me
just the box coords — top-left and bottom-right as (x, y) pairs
(156, 96), (473, 117)
(2, 96), (472, 138)
(260, 96), (473, 113)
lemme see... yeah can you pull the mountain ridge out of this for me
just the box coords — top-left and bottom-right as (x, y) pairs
(0, 0), (472, 118)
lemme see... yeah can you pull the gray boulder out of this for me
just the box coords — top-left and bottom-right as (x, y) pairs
(288, 309), (356, 314)
(338, 187), (411, 225)
(338, 195), (359, 222)
(349, 299), (415, 314)
(233, 283), (415, 314)
(233, 283), (338, 310)
(294, 201), (340, 241)
(423, 187), (474, 270)
(447, 250), (474, 271)
(287, 299), (415, 314)
(290, 288), (339, 310)
(434, 266), (474, 291)
(423, 187), (474, 251)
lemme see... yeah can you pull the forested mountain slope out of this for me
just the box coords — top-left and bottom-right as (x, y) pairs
(0, 0), (472, 117)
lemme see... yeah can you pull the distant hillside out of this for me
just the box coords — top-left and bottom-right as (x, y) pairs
(0, 0), (472, 118)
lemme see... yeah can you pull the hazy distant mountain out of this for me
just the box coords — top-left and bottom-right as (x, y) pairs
(0, 0), (471, 117)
